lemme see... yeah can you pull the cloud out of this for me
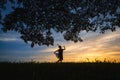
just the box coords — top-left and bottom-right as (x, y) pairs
(0, 37), (20, 41)
(111, 53), (120, 56)
(39, 28), (120, 62)
(0, 31), (21, 42)
(0, 27), (120, 62)
(61, 29), (120, 61)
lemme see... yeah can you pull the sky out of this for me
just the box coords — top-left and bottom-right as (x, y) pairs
(0, 28), (120, 62)
(0, 1), (120, 62)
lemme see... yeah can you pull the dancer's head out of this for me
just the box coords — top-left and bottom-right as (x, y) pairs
(58, 45), (61, 49)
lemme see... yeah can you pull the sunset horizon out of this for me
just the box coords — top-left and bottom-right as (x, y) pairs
(0, 28), (119, 63)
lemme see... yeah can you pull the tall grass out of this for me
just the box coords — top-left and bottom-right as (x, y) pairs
(0, 61), (120, 80)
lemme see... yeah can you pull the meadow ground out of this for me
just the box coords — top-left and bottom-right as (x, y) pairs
(0, 62), (120, 80)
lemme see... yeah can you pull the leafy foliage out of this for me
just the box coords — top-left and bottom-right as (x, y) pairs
(0, 0), (120, 47)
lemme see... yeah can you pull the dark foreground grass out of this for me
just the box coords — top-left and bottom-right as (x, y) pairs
(0, 62), (120, 80)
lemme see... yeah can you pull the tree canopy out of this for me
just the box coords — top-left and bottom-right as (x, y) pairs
(0, 0), (120, 47)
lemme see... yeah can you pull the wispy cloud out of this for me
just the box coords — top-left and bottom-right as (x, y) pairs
(0, 27), (120, 62)
(0, 37), (20, 41)
(39, 28), (120, 62)
(0, 31), (21, 42)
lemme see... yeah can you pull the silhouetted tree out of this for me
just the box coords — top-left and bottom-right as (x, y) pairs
(0, 0), (120, 47)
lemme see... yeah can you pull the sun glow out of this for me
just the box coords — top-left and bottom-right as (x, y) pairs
(35, 29), (120, 63)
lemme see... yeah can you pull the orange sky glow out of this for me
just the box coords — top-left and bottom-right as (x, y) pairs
(35, 28), (120, 63)
(0, 28), (119, 63)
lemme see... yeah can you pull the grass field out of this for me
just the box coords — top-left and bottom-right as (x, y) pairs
(0, 62), (120, 80)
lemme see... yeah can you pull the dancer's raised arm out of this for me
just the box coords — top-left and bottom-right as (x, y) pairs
(63, 46), (65, 50)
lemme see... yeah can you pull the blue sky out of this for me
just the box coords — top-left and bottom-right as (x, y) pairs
(0, 28), (120, 62)
(0, 28), (66, 62)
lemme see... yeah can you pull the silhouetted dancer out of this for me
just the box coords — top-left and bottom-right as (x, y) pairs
(54, 45), (65, 63)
